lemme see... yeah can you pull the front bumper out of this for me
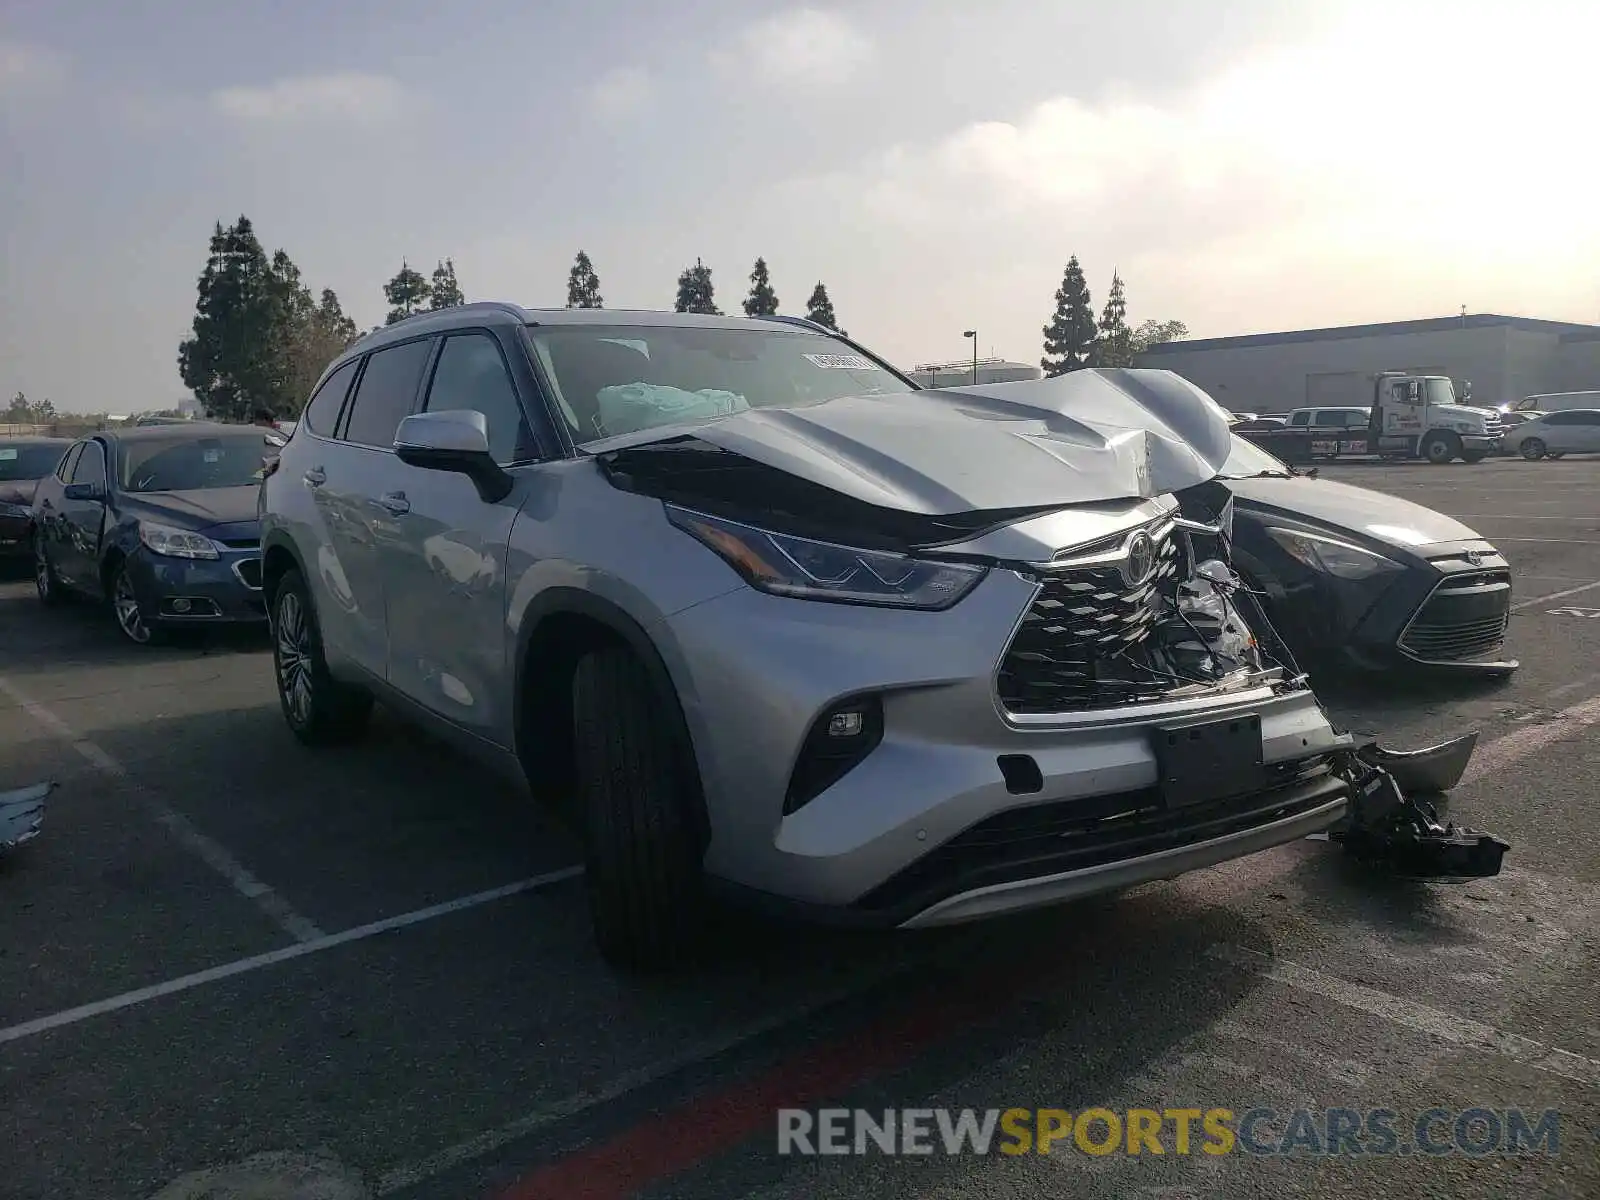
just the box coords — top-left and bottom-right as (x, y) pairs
(662, 569), (1352, 923)
(1460, 434), (1501, 452)
(124, 546), (267, 625)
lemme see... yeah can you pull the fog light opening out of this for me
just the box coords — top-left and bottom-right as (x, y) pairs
(783, 694), (885, 815)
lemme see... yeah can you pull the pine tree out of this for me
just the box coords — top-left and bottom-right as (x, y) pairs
(1040, 256), (1097, 376)
(1093, 271), (1134, 368)
(5, 392), (28, 420)
(283, 289), (361, 411)
(178, 216), (290, 421)
(673, 258), (720, 315)
(383, 260), (432, 324)
(566, 250), (603, 308)
(429, 259), (465, 309)
(742, 257), (779, 317)
(804, 282), (845, 336)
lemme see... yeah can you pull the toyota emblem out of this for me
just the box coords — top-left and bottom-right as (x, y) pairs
(1121, 531), (1158, 588)
(1464, 549), (1484, 567)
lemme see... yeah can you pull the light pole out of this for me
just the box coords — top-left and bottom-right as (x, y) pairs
(963, 329), (977, 384)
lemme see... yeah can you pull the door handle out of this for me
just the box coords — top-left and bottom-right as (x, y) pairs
(378, 491), (410, 516)
(303, 467), (327, 487)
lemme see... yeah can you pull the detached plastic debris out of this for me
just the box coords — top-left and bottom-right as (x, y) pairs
(0, 781), (50, 853)
(1330, 736), (1509, 881)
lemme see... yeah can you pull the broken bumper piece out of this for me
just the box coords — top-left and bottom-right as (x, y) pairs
(1329, 738), (1509, 881)
(0, 781), (50, 852)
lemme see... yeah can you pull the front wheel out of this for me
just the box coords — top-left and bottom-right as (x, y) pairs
(1421, 432), (1458, 464)
(1520, 438), (1547, 461)
(111, 561), (164, 645)
(271, 566), (372, 745)
(572, 644), (706, 971)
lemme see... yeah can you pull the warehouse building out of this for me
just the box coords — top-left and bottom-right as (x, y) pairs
(1135, 314), (1600, 414)
(907, 357), (1042, 389)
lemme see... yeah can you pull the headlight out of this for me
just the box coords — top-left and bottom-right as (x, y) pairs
(1266, 527), (1403, 581)
(138, 522), (220, 560)
(666, 505), (988, 610)
(0, 500), (30, 519)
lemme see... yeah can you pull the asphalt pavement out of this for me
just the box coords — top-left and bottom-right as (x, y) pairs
(1, 454), (1597, 1200)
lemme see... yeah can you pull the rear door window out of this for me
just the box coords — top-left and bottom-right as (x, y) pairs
(341, 339), (435, 448)
(302, 359), (359, 437)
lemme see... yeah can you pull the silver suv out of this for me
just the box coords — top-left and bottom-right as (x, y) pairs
(259, 303), (1353, 968)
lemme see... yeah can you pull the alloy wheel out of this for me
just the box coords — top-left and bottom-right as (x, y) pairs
(275, 590), (314, 727)
(113, 568), (151, 643)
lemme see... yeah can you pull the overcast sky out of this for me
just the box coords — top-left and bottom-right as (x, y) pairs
(3, 0), (1597, 412)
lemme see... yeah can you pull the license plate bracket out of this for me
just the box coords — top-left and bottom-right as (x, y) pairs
(1152, 714), (1267, 808)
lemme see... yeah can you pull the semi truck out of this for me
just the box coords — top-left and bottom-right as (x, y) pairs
(1235, 372), (1502, 465)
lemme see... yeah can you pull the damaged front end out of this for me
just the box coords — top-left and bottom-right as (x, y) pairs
(597, 371), (1510, 885)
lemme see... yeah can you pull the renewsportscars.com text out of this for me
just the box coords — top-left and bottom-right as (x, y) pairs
(777, 1107), (1563, 1157)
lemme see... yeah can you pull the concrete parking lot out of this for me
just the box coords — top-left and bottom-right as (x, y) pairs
(2, 455), (1598, 1200)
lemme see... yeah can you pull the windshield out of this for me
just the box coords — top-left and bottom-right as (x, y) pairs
(0, 444), (66, 482)
(524, 325), (915, 445)
(1425, 378), (1456, 406)
(1218, 434), (1293, 478)
(118, 434), (273, 492)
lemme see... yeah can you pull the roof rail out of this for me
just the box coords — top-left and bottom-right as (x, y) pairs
(384, 300), (525, 328)
(755, 313), (831, 334)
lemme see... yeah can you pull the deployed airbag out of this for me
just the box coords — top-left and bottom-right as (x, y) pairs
(598, 384), (749, 433)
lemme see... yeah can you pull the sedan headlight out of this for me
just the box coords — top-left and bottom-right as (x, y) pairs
(138, 522), (220, 560)
(0, 500), (30, 519)
(667, 505), (988, 609)
(1266, 527), (1403, 581)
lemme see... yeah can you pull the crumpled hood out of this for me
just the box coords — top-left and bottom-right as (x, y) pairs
(609, 368), (1235, 514)
(119, 486), (261, 532)
(1224, 474), (1483, 548)
(0, 481), (40, 507)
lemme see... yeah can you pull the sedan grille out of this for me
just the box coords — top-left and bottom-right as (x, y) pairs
(996, 522), (1183, 714)
(1398, 569), (1511, 663)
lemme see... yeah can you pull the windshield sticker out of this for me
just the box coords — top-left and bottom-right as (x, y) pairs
(0, 448), (17, 461)
(804, 353), (876, 371)
(203, 448), (221, 463)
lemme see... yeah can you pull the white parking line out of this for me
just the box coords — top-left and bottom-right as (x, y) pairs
(1511, 579), (1600, 611)
(1208, 944), (1600, 1087)
(0, 868), (583, 1047)
(1457, 694), (1600, 788)
(0, 674), (324, 943)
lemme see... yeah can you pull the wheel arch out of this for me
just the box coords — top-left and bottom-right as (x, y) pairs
(512, 588), (709, 846)
(260, 533), (308, 607)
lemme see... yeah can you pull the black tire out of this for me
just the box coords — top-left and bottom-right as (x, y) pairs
(1520, 437), (1546, 462)
(1460, 451), (1487, 464)
(1421, 432), (1458, 464)
(271, 565), (372, 745)
(572, 644), (706, 971)
(33, 533), (66, 608)
(1548, 452), (1565, 460)
(109, 559), (166, 646)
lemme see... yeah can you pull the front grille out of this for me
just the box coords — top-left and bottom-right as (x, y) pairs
(853, 757), (1343, 915)
(1398, 569), (1511, 662)
(997, 522), (1183, 714)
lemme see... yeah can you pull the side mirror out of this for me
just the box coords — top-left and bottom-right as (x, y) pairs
(62, 483), (103, 502)
(394, 410), (513, 503)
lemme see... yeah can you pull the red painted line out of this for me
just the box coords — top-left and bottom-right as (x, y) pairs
(495, 846), (1310, 1200)
(496, 957), (1047, 1200)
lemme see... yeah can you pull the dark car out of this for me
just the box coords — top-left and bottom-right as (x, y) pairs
(30, 423), (273, 644)
(0, 436), (72, 559)
(1217, 436), (1516, 677)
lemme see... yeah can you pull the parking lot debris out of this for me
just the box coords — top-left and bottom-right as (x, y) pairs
(0, 780), (49, 853)
(147, 1149), (371, 1200)
(1333, 738), (1510, 881)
